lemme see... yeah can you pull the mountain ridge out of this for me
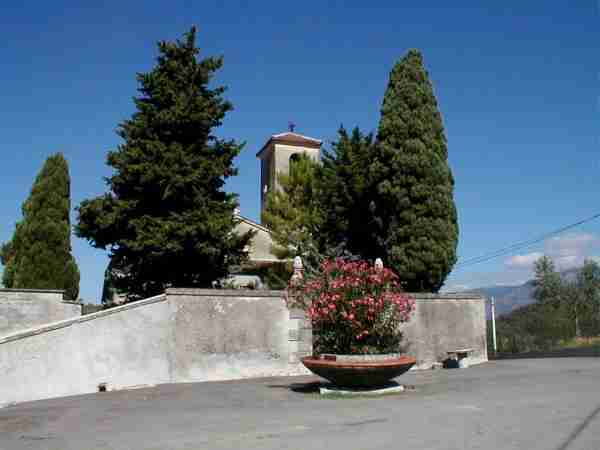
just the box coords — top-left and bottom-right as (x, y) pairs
(462, 267), (580, 319)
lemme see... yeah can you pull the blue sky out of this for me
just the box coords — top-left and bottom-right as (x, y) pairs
(1, 1), (598, 300)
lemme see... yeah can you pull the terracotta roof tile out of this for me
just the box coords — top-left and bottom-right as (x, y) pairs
(256, 132), (322, 157)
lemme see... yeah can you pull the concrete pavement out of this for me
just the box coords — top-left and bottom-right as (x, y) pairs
(0, 358), (599, 450)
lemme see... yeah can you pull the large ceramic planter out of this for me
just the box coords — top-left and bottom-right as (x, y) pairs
(301, 353), (416, 388)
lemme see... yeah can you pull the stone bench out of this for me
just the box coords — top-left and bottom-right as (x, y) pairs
(446, 348), (474, 368)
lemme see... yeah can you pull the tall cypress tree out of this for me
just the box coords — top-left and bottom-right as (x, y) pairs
(76, 27), (252, 300)
(1, 153), (80, 300)
(371, 49), (458, 292)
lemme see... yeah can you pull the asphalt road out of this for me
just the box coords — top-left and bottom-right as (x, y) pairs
(0, 358), (599, 450)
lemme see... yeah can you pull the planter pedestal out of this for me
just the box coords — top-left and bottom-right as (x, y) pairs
(301, 354), (416, 388)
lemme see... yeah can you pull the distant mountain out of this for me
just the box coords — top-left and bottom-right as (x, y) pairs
(469, 267), (582, 319)
(472, 281), (535, 319)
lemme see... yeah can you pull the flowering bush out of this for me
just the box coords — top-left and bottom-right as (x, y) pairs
(287, 258), (415, 355)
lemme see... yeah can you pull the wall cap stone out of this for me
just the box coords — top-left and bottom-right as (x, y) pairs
(0, 288), (65, 294)
(0, 293), (167, 345)
(166, 288), (283, 298)
(410, 293), (485, 301)
(164, 289), (484, 302)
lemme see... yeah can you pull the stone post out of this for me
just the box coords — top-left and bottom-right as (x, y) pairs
(287, 256), (312, 368)
(288, 308), (312, 366)
(290, 256), (304, 284)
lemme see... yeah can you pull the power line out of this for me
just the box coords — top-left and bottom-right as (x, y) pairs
(454, 212), (600, 268)
(451, 212), (600, 271)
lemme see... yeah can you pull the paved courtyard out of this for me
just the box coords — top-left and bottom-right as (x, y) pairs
(0, 358), (599, 450)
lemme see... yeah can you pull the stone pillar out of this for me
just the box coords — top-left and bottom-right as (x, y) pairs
(290, 256), (304, 284)
(287, 257), (311, 367)
(288, 308), (313, 365)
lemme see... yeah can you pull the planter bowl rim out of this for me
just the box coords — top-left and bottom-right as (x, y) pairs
(302, 355), (416, 369)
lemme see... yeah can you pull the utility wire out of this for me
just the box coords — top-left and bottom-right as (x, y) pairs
(452, 212), (600, 271)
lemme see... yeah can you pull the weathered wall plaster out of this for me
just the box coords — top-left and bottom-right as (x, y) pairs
(234, 216), (279, 264)
(167, 289), (308, 382)
(0, 289), (484, 406)
(0, 289), (81, 337)
(402, 294), (488, 369)
(0, 290), (310, 406)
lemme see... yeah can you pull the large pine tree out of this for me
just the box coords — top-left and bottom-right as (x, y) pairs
(371, 49), (458, 292)
(76, 27), (252, 300)
(319, 126), (377, 257)
(1, 153), (80, 300)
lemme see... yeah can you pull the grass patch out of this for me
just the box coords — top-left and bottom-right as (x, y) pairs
(560, 336), (600, 349)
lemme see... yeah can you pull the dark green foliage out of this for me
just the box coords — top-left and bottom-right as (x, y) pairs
(370, 49), (458, 292)
(313, 324), (405, 356)
(262, 153), (325, 274)
(100, 259), (121, 306)
(81, 303), (104, 315)
(570, 259), (600, 336)
(1, 153), (80, 300)
(76, 28), (252, 300)
(319, 126), (377, 258)
(533, 256), (600, 337)
(490, 302), (574, 353)
(262, 50), (456, 291)
(243, 262), (293, 290)
(0, 240), (17, 288)
(532, 256), (563, 306)
(492, 257), (600, 353)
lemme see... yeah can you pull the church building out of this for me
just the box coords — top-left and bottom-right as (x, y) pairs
(233, 130), (322, 271)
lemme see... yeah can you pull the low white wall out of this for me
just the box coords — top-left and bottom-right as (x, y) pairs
(167, 289), (310, 382)
(0, 290), (310, 406)
(0, 294), (171, 405)
(401, 294), (488, 369)
(0, 289), (81, 337)
(0, 289), (485, 406)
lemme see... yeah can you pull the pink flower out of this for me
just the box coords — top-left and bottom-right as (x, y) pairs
(287, 258), (414, 353)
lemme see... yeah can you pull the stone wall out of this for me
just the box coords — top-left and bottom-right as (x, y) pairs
(0, 288), (484, 406)
(402, 293), (488, 369)
(0, 289), (310, 406)
(0, 289), (81, 337)
(167, 289), (310, 382)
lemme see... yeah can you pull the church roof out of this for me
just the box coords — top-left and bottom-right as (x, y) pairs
(256, 132), (322, 158)
(234, 213), (272, 235)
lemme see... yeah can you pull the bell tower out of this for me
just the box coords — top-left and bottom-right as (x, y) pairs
(256, 129), (321, 222)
